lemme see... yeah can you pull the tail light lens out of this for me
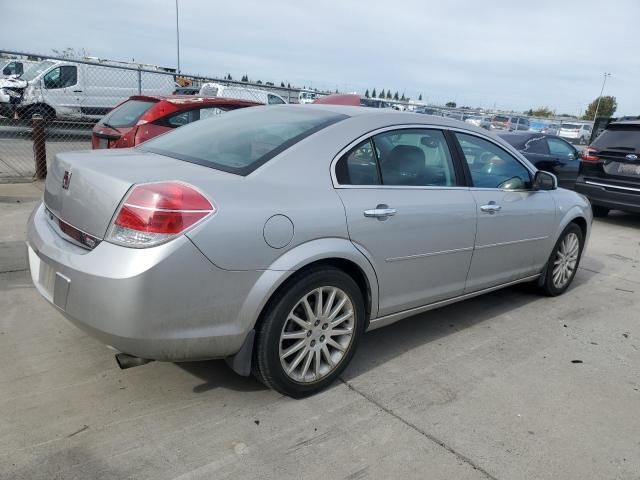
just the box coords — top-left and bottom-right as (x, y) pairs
(107, 182), (214, 248)
(582, 147), (601, 162)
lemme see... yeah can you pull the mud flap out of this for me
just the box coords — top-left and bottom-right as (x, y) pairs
(224, 330), (255, 376)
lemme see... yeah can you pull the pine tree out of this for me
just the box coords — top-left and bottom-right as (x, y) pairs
(418, 94), (423, 101)
(393, 91), (399, 101)
(386, 91), (392, 99)
(365, 89), (370, 98)
(371, 88), (377, 98)
(378, 89), (385, 99)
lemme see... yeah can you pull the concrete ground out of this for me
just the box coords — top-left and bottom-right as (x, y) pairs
(1, 182), (639, 480)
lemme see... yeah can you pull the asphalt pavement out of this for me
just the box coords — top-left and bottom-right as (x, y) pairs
(0, 182), (639, 480)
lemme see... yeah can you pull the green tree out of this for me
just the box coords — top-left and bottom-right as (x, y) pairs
(287, 83), (291, 89)
(365, 89), (370, 98)
(371, 88), (377, 98)
(280, 81), (285, 87)
(583, 95), (617, 120)
(386, 91), (392, 99)
(241, 75), (248, 82)
(528, 106), (553, 118)
(378, 89), (385, 99)
(418, 94), (423, 101)
(401, 93), (406, 102)
(445, 101), (457, 108)
(393, 91), (399, 101)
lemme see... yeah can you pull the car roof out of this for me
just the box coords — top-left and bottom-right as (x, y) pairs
(128, 95), (261, 106)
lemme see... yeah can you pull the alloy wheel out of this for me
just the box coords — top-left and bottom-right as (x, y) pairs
(279, 286), (355, 383)
(552, 232), (580, 289)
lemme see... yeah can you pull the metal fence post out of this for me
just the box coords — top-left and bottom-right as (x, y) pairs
(137, 67), (142, 95)
(32, 114), (47, 179)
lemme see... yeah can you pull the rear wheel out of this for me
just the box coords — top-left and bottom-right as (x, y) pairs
(592, 205), (609, 218)
(253, 267), (365, 398)
(539, 224), (584, 296)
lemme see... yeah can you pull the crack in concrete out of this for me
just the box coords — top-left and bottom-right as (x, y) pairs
(339, 378), (500, 480)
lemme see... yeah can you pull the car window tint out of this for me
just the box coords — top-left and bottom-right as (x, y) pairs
(140, 107), (347, 176)
(547, 138), (575, 156)
(522, 136), (549, 154)
(372, 129), (456, 186)
(101, 99), (156, 128)
(455, 133), (532, 190)
(335, 139), (380, 185)
(167, 110), (198, 127)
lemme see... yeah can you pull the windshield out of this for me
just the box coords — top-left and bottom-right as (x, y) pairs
(20, 61), (56, 81)
(592, 126), (640, 151)
(100, 99), (157, 128)
(139, 107), (348, 175)
(560, 123), (581, 130)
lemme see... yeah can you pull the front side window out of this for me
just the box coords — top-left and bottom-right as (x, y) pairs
(547, 138), (575, 156)
(140, 107), (347, 175)
(373, 129), (457, 186)
(455, 133), (531, 190)
(335, 140), (380, 185)
(268, 94), (285, 105)
(43, 66), (77, 89)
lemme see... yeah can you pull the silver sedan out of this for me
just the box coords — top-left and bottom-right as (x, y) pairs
(27, 105), (592, 397)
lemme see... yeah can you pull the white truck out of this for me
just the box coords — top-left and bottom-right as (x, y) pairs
(0, 59), (175, 121)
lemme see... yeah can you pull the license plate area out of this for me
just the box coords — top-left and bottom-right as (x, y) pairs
(616, 162), (640, 176)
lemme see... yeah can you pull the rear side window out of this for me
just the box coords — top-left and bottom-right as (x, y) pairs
(592, 126), (640, 150)
(139, 107), (347, 175)
(100, 99), (156, 127)
(336, 140), (380, 185)
(521, 136), (549, 154)
(268, 94), (286, 105)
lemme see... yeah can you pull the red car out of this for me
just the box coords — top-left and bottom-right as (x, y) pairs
(92, 95), (260, 149)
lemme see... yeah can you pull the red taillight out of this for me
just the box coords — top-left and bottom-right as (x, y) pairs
(582, 147), (600, 162)
(107, 182), (214, 247)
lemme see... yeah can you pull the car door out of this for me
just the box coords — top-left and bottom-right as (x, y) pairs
(453, 132), (556, 292)
(334, 128), (477, 316)
(546, 137), (579, 189)
(42, 65), (82, 119)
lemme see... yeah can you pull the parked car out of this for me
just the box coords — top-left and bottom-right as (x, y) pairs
(490, 115), (530, 131)
(199, 82), (287, 104)
(575, 120), (640, 217)
(542, 123), (560, 135)
(0, 59), (175, 121)
(313, 93), (361, 106)
(498, 132), (580, 189)
(529, 119), (550, 132)
(465, 115), (491, 129)
(415, 106), (442, 115)
(298, 90), (318, 104)
(27, 105), (591, 397)
(91, 95), (259, 149)
(558, 122), (592, 144)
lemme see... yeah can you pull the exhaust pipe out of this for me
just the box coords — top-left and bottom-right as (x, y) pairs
(115, 353), (153, 370)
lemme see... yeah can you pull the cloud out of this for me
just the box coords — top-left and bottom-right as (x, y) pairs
(3, 0), (638, 114)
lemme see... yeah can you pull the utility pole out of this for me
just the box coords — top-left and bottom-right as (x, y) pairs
(592, 72), (611, 122)
(175, 0), (181, 73)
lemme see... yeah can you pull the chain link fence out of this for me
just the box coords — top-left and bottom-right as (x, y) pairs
(0, 49), (323, 182)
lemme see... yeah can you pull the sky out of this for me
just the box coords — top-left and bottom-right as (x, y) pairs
(2, 0), (639, 115)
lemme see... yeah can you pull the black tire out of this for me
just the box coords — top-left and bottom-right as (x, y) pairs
(539, 223), (584, 297)
(253, 267), (365, 398)
(592, 205), (609, 218)
(26, 105), (55, 121)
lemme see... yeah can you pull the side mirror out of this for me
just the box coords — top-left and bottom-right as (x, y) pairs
(533, 170), (558, 191)
(568, 153), (575, 160)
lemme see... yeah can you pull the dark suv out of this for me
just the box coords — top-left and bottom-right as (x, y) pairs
(575, 121), (640, 217)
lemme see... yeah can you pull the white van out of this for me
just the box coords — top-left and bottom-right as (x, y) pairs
(298, 91), (318, 104)
(199, 82), (287, 105)
(0, 59), (175, 121)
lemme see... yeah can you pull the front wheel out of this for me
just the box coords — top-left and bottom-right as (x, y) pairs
(539, 224), (584, 296)
(253, 267), (365, 398)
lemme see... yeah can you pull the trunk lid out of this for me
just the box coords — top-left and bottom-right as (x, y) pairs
(586, 124), (640, 182)
(44, 148), (240, 239)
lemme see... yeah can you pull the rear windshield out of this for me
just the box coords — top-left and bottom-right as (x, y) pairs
(493, 115), (509, 122)
(139, 107), (348, 175)
(100, 99), (156, 127)
(592, 126), (640, 151)
(560, 123), (581, 130)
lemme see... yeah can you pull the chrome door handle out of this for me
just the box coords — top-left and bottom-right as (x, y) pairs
(364, 207), (397, 219)
(480, 203), (502, 214)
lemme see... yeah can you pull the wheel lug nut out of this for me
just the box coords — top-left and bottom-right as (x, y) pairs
(314, 320), (320, 326)
(322, 323), (328, 330)
(320, 335), (325, 342)
(310, 340), (316, 347)
(307, 331), (312, 337)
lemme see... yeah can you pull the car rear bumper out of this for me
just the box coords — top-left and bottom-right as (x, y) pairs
(575, 179), (640, 213)
(26, 202), (262, 361)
